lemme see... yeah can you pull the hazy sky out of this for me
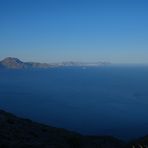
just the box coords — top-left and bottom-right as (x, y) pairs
(0, 0), (148, 63)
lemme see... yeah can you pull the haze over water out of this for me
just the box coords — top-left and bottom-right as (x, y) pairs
(1, 0), (148, 142)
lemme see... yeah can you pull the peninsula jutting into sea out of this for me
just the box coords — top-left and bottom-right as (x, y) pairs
(0, 57), (110, 69)
(1, 0), (148, 147)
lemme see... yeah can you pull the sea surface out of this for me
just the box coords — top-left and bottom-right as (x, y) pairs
(0, 65), (148, 140)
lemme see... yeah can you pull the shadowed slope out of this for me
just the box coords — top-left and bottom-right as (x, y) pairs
(0, 109), (125, 148)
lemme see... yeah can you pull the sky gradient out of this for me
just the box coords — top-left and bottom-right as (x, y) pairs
(0, 0), (148, 63)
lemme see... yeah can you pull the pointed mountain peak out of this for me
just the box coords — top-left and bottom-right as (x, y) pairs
(1, 57), (23, 63)
(0, 57), (25, 69)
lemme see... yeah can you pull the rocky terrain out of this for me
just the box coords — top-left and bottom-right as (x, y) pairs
(0, 57), (110, 69)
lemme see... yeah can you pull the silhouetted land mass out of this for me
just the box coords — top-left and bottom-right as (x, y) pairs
(0, 109), (126, 148)
(0, 57), (110, 69)
(0, 109), (148, 148)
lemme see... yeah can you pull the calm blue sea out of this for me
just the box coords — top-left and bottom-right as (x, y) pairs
(0, 66), (148, 140)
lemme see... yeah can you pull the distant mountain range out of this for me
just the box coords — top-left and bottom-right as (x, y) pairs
(0, 57), (110, 69)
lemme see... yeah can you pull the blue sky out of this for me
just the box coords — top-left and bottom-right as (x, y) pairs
(0, 0), (148, 63)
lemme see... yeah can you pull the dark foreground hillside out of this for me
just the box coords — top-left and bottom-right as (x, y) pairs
(0, 109), (125, 148)
(0, 109), (147, 148)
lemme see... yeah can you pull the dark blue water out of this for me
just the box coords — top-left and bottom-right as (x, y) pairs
(0, 66), (148, 140)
